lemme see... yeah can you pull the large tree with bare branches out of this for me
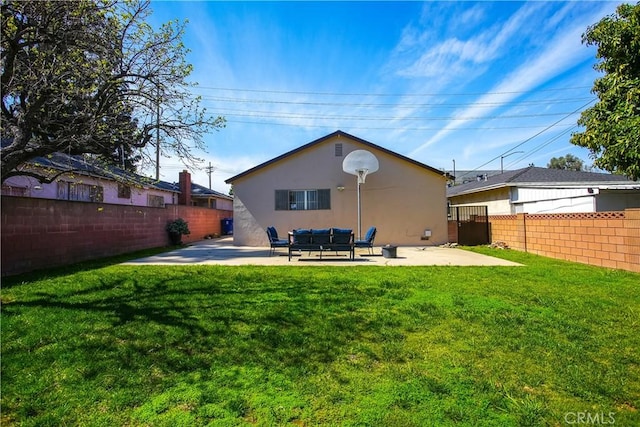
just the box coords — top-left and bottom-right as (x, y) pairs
(1, 0), (224, 183)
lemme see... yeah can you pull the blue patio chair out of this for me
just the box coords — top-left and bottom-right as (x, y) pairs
(354, 226), (377, 255)
(266, 226), (288, 256)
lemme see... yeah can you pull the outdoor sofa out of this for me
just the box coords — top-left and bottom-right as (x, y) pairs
(288, 228), (355, 261)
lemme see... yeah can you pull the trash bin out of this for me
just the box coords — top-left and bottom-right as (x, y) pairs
(221, 218), (233, 235)
(382, 245), (397, 258)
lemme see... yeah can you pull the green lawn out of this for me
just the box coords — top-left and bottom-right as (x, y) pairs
(2, 249), (639, 426)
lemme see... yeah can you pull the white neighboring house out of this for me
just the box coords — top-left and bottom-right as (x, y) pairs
(447, 166), (640, 215)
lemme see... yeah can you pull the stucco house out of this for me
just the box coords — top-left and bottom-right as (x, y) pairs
(1, 152), (233, 210)
(447, 166), (640, 215)
(225, 130), (450, 247)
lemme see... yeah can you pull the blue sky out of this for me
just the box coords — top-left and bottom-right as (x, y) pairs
(148, 1), (619, 193)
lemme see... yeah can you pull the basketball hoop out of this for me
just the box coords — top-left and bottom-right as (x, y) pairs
(342, 150), (379, 240)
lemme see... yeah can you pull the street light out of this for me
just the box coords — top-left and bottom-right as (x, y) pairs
(501, 151), (524, 173)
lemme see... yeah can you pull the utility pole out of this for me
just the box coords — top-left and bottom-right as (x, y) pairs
(205, 162), (215, 190)
(155, 86), (161, 180)
(452, 159), (456, 185)
(500, 151), (524, 173)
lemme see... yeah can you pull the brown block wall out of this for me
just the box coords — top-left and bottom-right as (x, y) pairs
(447, 220), (458, 243)
(489, 209), (639, 273)
(1, 196), (232, 276)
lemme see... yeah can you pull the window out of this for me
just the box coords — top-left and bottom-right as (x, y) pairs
(192, 198), (216, 209)
(275, 189), (330, 210)
(1, 185), (27, 196)
(57, 181), (103, 202)
(335, 143), (343, 157)
(148, 194), (165, 208)
(118, 183), (131, 199)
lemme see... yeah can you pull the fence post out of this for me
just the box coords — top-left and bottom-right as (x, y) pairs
(624, 208), (640, 271)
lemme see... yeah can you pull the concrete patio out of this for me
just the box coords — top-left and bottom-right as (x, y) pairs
(124, 237), (521, 267)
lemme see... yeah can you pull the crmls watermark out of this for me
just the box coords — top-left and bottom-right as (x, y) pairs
(564, 412), (616, 424)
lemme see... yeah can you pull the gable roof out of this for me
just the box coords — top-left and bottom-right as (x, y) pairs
(9, 149), (233, 199)
(165, 180), (232, 200)
(454, 169), (503, 184)
(15, 151), (176, 192)
(447, 166), (639, 197)
(190, 182), (233, 199)
(225, 130), (450, 183)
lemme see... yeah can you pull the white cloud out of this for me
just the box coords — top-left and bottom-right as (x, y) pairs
(408, 3), (613, 157)
(396, 2), (544, 79)
(173, 153), (269, 194)
(459, 4), (486, 27)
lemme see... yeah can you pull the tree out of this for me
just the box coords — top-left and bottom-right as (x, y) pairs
(1, 0), (225, 183)
(547, 154), (585, 171)
(570, 2), (640, 180)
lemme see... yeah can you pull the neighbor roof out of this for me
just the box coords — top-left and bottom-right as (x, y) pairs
(447, 166), (639, 198)
(225, 130), (450, 183)
(16, 151), (175, 192)
(166, 181), (233, 200)
(10, 149), (228, 197)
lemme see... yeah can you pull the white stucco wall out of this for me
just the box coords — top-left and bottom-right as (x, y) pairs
(448, 187), (512, 215)
(514, 196), (595, 213)
(449, 186), (640, 214)
(596, 190), (640, 211)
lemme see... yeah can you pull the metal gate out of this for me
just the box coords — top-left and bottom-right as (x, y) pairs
(449, 206), (490, 246)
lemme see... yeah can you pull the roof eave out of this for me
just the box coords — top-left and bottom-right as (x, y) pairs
(23, 157), (179, 193)
(447, 183), (509, 197)
(514, 182), (640, 188)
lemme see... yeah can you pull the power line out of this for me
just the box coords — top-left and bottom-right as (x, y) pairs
(504, 126), (579, 169)
(457, 99), (595, 180)
(198, 95), (594, 109)
(194, 85), (593, 97)
(213, 110), (586, 122)
(193, 89), (595, 130)
(224, 119), (576, 131)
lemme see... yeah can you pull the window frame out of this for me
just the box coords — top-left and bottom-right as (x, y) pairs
(147, 194), (166, 208)
(117, 183), (132, 199)
(57, 181), (104, 202)
(275, 189), (330, 211)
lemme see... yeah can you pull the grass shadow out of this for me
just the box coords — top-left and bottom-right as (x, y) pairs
(2, 268), (389, 380)
(1, 246), (177, 287)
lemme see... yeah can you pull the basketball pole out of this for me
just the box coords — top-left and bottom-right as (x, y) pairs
(356, 168), (367, 241)
(343, 152), (377, 242)
(357, 175), (362, 241)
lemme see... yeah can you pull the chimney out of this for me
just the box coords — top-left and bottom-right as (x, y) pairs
(178, 170), (191, 205)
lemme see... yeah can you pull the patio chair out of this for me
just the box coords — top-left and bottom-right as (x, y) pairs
(354, 226), (377, 255)
(266, 226), (289, 256)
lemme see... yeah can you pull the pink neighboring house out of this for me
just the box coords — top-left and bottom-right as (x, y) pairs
(2, 152), (232, 209)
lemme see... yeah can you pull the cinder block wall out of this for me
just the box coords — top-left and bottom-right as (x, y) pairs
(1, 196), (232, 276)
(489, 209), (640, 273)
